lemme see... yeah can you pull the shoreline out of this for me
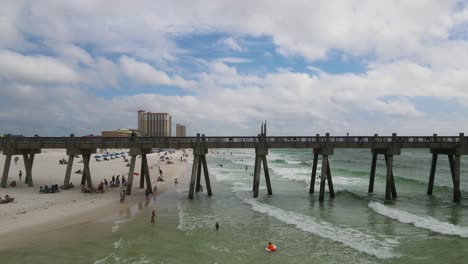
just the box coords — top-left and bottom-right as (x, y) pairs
(0, 148), (192, 250)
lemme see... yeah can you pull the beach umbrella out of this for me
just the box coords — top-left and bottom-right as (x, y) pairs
(120, 152), (125, 155)
(109, 153), (115, 156)
(94, 155), (101, 158)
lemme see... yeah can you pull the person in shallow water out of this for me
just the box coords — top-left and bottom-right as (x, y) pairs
(267, 242), (276, 252)
(215, 222), (219, 231)
(151, 209), (156, 224)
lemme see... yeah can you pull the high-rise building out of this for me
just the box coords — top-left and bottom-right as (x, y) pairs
(137, 110), (172, 137)
(176, 124), (186, 137)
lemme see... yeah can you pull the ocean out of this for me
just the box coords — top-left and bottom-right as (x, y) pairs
(1, 148), (468, 263)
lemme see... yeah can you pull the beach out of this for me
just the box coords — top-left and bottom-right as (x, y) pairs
(0, 148), (191, 249)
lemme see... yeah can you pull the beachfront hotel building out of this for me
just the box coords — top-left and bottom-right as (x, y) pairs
(101, 128), (140, 137)
(176, 124), (186, 137)
(137, 110), (172, 137)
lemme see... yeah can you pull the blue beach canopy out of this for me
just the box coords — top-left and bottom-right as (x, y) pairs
(94, 155), (101, 158)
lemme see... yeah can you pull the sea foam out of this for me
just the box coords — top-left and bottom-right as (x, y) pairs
(369, 202), (468, 238)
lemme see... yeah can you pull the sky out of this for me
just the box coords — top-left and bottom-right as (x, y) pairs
(1, 0), (468, 136)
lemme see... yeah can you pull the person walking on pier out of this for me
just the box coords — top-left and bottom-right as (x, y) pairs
(151, 209), (156, 224)
(19, 170), (22, 182)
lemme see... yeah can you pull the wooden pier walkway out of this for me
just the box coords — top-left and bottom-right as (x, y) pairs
(1, 126), (466, 202)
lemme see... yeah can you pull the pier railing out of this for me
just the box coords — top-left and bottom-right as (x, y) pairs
(0, 135), (466, 151)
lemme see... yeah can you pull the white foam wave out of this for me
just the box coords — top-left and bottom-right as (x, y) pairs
(242, 198), (399, 259)
(93, 253), (152, 264)
(112, 219), (129, 233)
(113, 237), (124, 249)
(93, 253), (121, 264)
(231, 181), (265, 192)
(369, 202), (468, 238)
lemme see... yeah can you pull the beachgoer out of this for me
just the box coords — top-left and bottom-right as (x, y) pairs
(97, 182), (104, 192)
(151, 209), (156, 223)
(19, 170), (22, 182)
(174, 178), (178, 184)
(245, 165), (247, 170)
(104, 179), (108, 190)
(215, 222), (219, 231)
(267, 242), (276, 252)
(159, 169), (163, 177)
(14, 157), (19, 165)
(10, 180), (16, 187)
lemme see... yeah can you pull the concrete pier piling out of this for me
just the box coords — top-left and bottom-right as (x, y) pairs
(252, 122), (272, 198)
(189, 134), (212, 199)
(126, 148), (153, 195)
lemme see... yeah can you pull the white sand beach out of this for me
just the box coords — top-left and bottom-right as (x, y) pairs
(0, 148), (192, 248)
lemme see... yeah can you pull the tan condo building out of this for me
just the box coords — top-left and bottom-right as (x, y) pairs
(176, 124), (186, 137)
(138, 110), (172, 137)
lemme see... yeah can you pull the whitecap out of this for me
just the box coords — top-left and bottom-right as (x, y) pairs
(369, 202), (468, 238)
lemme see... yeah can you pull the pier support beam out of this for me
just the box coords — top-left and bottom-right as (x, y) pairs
(317, 155), (335, 201)
(188, 134), (212, 199)
(310, 134), (335, 202)
(126, 148), (153, 195)
(368, 153), (377, 193)
(63, 155), (75, 189)
(429, 146), (463, 203)
(384, 154), (397, 200)
(139, 155), (145, 189)
(202, 155), (212, 196)
(448, 154), (462, 202)
(80, 153), (93, 188)
(64, 148), (96, 190)
(137, 153), (153, 192)
(125, 155), (137, 195)
(252, 122), (271, 198)
(2, 148), (41, 188)
(318, 155), (328, 201)
(309, 152), (319, 193)
(369, 133), (400, 200)
(189, 155), (199, 199)
(23, 153), (35, 186)
(1, 155), (12, 188)
(427, 153), (438, 195)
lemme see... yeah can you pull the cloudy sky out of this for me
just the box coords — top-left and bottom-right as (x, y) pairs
(1, 0), (468, 136)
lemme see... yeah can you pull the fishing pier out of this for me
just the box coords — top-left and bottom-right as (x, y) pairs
(0, 125), (466, 202)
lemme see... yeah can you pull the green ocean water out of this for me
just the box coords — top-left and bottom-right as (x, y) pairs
(1, 149), (468, 263)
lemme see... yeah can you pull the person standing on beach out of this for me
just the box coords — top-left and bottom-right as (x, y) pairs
(19, 170), (22, 182)
(151, 209), (156, 224)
